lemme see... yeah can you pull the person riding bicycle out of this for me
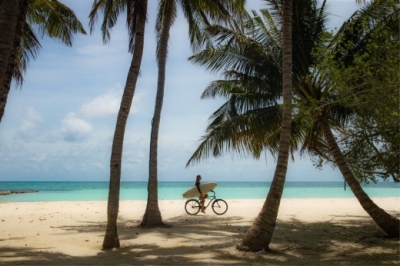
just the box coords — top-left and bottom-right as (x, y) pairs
(195, 175), (206, 213)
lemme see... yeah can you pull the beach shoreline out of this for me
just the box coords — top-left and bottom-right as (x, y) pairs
(1, 198), (399, 265)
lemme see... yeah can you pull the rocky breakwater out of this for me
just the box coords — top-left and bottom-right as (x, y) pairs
(0, 190), (39, 196)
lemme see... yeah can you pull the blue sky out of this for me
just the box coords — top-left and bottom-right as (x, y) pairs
(0, 1), (359, 182)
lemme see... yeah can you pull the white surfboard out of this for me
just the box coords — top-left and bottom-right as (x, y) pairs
(182, 182), (218, 198)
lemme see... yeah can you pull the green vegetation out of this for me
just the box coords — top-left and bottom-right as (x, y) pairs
(315, 0), (400, 183)
(186, 0), (399, 240)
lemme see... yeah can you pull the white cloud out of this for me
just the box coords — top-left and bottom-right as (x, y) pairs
(61, 112), (93, 142)
(30, 153), (47, 162)
(79, 83), (142, 119)
(20, 107), (42, 131)
(94, 162), (105, 170)
(15, 107), (43, 141)
(79, 85), (122, 118)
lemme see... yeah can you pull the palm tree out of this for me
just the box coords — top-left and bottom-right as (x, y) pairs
(187, 0), (325, 164)
(187, 0), (399, 241)
(237, 0), (293, 252)
(89, 0), (148, 249)
(188, 0), (321, 251)
(0, 0), (86, 123)
(140, 0), (247, 226)
(0, 0), (30, 123)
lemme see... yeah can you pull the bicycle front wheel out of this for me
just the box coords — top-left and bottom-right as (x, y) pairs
(212, 199), (228, 215)
(185, 199), (201, 215)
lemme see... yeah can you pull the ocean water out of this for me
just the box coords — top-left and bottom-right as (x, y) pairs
(0, 181), (399, 202)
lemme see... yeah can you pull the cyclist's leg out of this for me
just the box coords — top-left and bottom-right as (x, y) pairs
(199, 195), (205, 212)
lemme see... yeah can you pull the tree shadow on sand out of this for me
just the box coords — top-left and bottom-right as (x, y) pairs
(1, 212), (399, 265)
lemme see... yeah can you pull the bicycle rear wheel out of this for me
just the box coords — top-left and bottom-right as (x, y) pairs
(212, 199), (228, 215)
(185, 199), (201, 215)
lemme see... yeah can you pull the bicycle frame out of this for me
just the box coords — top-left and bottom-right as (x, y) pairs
(202, 190), (217, 208)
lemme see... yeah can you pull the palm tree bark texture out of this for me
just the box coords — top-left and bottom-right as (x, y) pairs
(140, 0), (175, 227)
(0, 0), (29, 123)
(102, 0), (148, 249)
(237, 0), (293, 252)
(319, 115), (400, 237)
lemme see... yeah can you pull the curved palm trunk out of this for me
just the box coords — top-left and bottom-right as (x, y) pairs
(0, 0), (29, 123)
(237, 0), (293, 252)
(102, 0), (148, 249)
(319, 116), (399, 237)
(140, 1), (174, 227)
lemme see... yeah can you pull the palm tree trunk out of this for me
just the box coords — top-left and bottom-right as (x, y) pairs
(102, 0), (148, 249)
(140, 1), (175, 227)
(319, 115), (400, 237)
(237, 0), (293, 252)
(0, 0), (29, 123)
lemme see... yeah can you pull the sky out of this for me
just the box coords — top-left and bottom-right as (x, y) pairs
(0, 1), (360, 182)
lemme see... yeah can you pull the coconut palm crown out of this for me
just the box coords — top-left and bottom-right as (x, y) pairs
(186, 0), (330, 165)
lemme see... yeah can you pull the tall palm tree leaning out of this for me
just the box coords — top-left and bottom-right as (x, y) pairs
(236, 0), (293, 252)
(0, 0), (86, 123)
(140, 0), (247, 226)
(89, 0), (148, 249)
(186, 0), (399, 240)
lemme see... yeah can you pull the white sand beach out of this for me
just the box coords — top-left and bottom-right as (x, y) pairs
(1, 198), (399, 265)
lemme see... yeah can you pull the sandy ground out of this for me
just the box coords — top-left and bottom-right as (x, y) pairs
(0, 197), (399, 265)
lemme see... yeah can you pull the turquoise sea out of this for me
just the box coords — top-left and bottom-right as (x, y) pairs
(0, 181), (399, 202)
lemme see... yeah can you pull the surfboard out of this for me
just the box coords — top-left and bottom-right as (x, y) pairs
(182, 182), (218, 198)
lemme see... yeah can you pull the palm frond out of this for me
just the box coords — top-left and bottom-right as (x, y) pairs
(329, 0), (399, 65)
(175, 0), (248, 52)
(28, 0), (86, 46)
(187, 100), (308, 166)
(253, 9), (280, 49)
(89, 0), (147, 53)
(89, 0), (125, 44)
(187, 0), (334, 165)
(13, 23), (42, 86)
(14, 0), (86, 86)
(186, 105), (282, 166)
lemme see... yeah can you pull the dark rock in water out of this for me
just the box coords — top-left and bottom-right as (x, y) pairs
(0, 190), (39, 196)
(12, 190), (39, 194)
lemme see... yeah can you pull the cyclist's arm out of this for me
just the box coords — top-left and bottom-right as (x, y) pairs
(195, 182), (203, 194)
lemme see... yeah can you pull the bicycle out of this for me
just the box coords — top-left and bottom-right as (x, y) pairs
(184, 190), (228, 215)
